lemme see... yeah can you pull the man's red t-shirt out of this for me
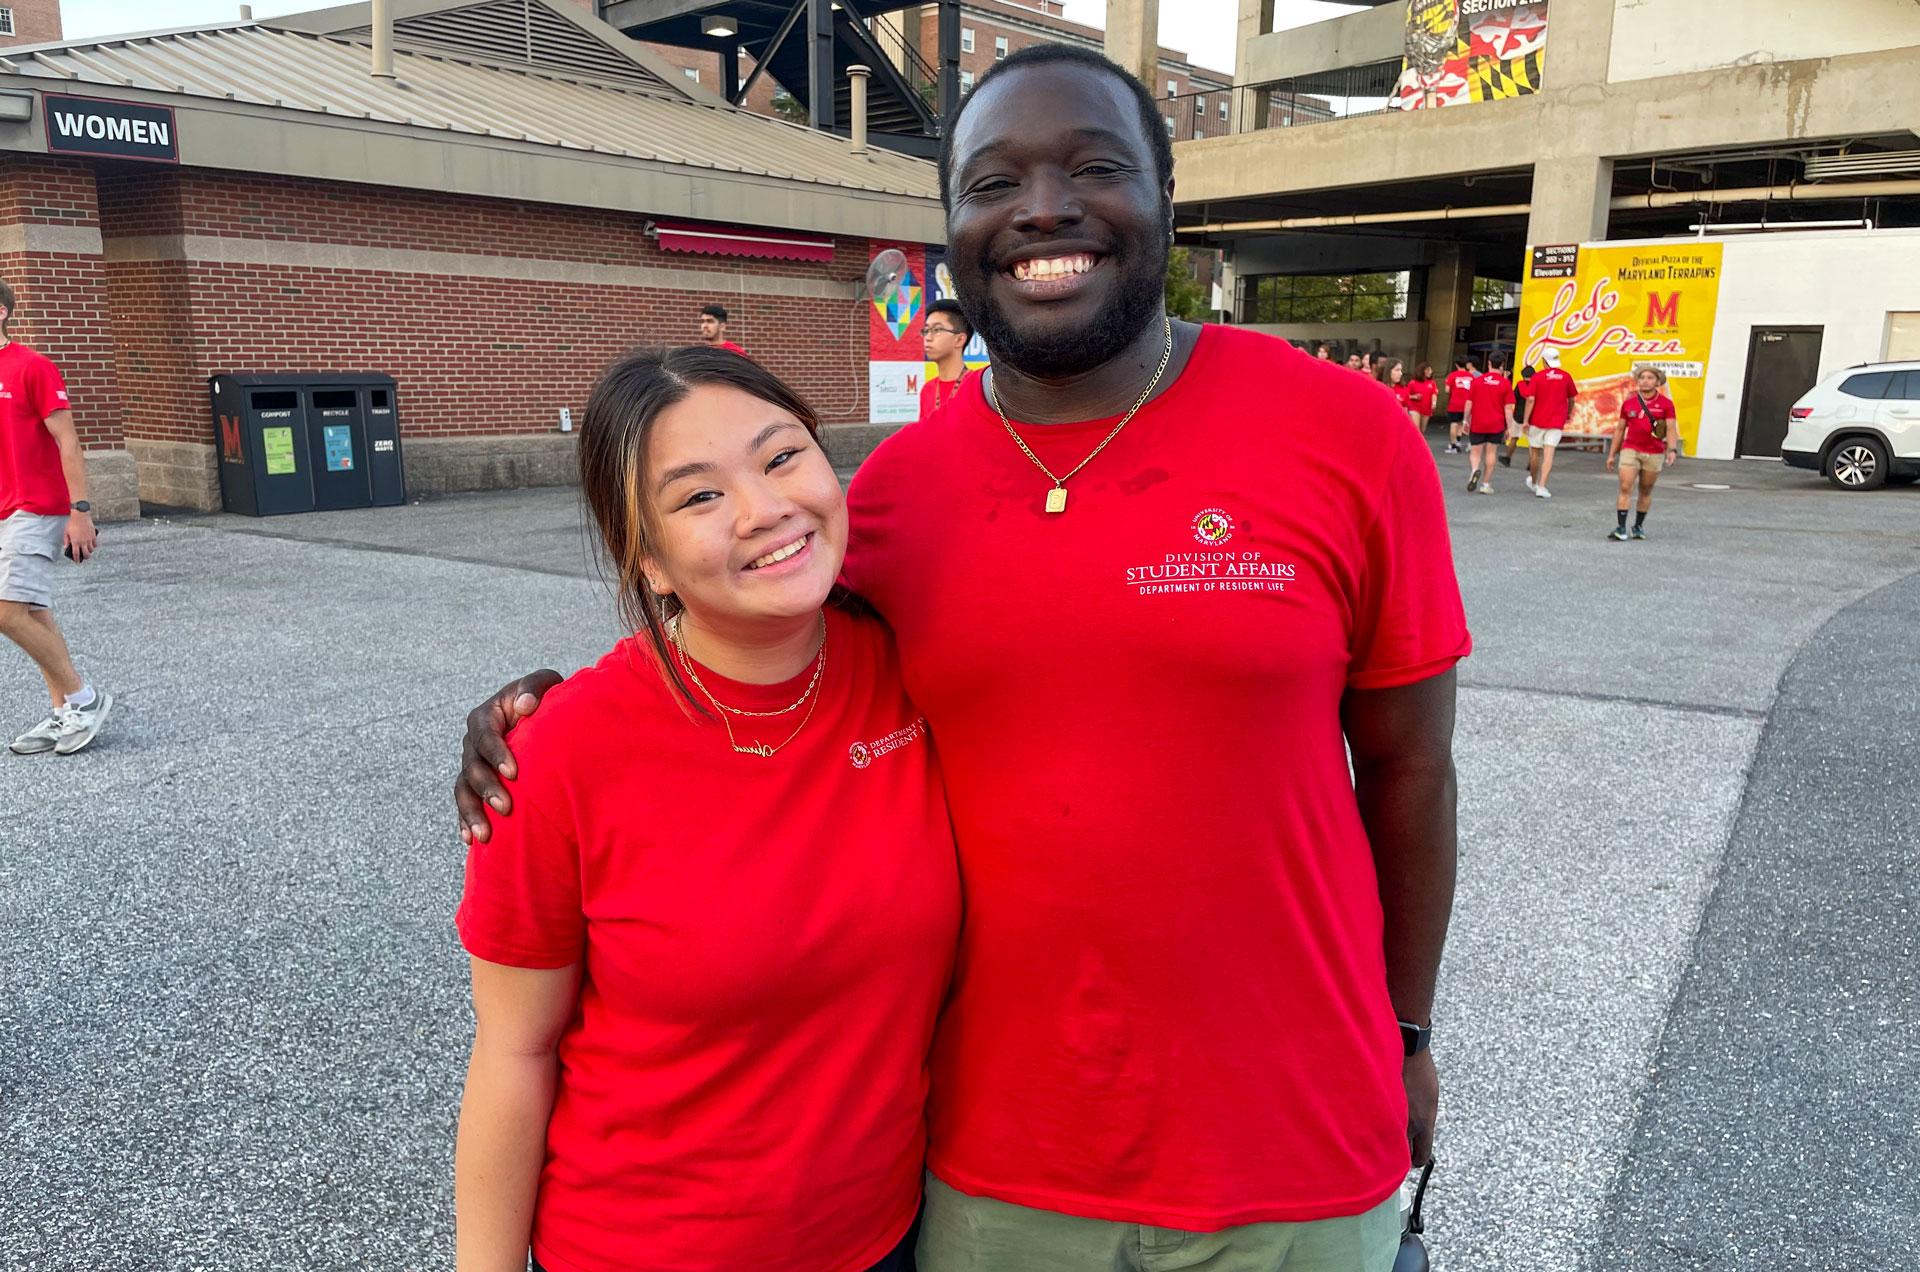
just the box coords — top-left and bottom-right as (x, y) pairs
(1528, 367), (1577, 430)
(713, 340), (749, 357)
(458, 606), (960, 1272)
(845, 325), (1471, 1228)
(919, 368), (971, 421)
(1407, 379), (1439, 415)
(1465, 372), (1515, 435)
(1444, 368), (1474, 412)
(0, 342), (74, 519)
(1620, 391), (1677, 453)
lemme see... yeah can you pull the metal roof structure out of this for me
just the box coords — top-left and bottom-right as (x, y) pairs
(0, 0), (940, 211)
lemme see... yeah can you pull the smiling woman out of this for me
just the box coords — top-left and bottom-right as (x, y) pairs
(449, 345), (960, 1272)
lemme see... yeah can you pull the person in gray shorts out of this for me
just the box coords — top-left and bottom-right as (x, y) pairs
(0, 279), (111, 756)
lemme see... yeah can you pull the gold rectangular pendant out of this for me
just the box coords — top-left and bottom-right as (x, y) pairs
(1045, 487), (1068, 514)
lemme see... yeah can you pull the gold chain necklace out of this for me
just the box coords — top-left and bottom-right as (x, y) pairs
(670, 614), (828, 758)
(987, 315), (1174, 514)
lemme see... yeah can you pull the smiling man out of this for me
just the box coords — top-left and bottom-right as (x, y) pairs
(457, 45), (1468, 1272)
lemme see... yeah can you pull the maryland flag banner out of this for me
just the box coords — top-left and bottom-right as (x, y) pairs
(1392, 0), (1549, 110)
(1515, 242), (1725, 452)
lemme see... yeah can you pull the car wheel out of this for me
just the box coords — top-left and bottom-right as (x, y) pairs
(1827, 436), (1890, 491)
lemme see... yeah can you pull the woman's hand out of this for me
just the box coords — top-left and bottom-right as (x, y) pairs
(457, 672), (564, 843)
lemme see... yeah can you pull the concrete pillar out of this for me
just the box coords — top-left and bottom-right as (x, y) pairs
(937, 0), (960, 120)
(1423, 243), (1475, 375)
(1542, 0), (1616, 92)
(1526, 154), (1614, 246)
(808, 0), (835, 130)
(1230, 0), (1274, 134)
(1104, 0), (1160, 92)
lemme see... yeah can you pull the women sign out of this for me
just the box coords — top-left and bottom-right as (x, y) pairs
(1515, 242), (1723, 450)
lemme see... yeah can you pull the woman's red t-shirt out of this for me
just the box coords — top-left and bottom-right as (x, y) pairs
(1620, 391), (1677, 454)
(458, 605), (960, 1272)
(1407, 379), (1438, 415)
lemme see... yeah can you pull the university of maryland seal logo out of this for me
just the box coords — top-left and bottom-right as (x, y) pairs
(849, 742), (873, 769)
(1192, 508), (1234, 545)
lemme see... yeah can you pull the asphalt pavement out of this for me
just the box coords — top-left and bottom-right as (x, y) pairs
(1, 439), (1915, 1270)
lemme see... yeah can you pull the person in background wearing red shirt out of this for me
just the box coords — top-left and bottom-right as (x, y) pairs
(1522, 347), (1577, 500)
(1442, 357), (1476, 454)
(1375, 356), (1410, 420)
(459, 46), (1467, 1272)
(1606, 363), (1681, 540)
(697, 303), (748, 357)
(1462, 350), (1516, 494)
(1314, 342), (1333, 361)
(453, 347), (959, 1272)
(1407, 361), (1439, 436)
(1344, 350), (1366, 374)
(1, 280), (112, 758)
(919, 299), (974, 421)
(1499, 363), (1534, 469)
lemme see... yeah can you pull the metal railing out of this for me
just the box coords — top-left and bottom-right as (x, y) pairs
(865, 14), (941, 105)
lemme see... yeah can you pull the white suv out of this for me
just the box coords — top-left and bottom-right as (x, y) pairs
(1780, 361), (1920, 490)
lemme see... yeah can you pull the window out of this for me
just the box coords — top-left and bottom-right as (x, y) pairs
(961, 26), (974, 53)
(1193, 96), (1204, 115)
(960, 70), (974, 93)
(1239, 271), (1427, 324)
(1164, 117), (1176, 137)
(1219, 99), (1229, 120)
(1471, 276), (1522, 313)
(1840, 371), (1896, 399)
(1166, 80), (1178, 98)
(1890, 371), (1919, 401)
(683, 67), (700, 83)
(995, 36), (1008, 59)
(1193, 127), (1204, 139)
(0, 10), (13, 37)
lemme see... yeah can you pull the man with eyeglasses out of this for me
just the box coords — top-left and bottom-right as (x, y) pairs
(919, 299), (975, 421)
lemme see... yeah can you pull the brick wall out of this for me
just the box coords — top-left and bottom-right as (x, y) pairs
(0, 156), (124, 453)
(91, 166), (880, 491)
(0, 0), (63, 48)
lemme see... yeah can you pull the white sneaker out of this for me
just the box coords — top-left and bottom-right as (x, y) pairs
(1478, 484), (1494, 495)
(1525, 475), (1535, 491)
(9, 713), (62, 755)
(52, 691), (113, 755)
(1534, 486), (1552, 499)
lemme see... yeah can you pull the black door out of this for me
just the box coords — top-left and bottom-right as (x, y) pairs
(1737, 327), (1823, 458)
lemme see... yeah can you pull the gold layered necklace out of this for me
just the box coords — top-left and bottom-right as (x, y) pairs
(669, 613), (828, 758)
(987, 315), (1174, 514)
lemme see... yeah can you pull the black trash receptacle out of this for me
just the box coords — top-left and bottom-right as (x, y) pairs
(210, 373), (405, 516)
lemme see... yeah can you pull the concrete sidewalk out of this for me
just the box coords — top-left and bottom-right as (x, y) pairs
(2, 445), (1916, 1270)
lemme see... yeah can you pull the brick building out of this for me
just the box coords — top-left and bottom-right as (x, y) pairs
(0, 0), (940, 519)
(0, 0), (59, 49)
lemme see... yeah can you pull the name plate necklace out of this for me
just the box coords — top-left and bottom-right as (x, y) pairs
(988, 315), (1173, 514)
(670, 612), (827, 758)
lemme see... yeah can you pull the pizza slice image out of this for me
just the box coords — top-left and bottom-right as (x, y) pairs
(1565, 371), (1635, 436)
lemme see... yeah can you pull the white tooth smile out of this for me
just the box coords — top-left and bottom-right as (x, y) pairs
(748, 535), (809, 570)
(1012, 254), (1097, 282)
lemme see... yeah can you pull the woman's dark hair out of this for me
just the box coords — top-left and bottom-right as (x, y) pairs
(577, 346), (820, 715)
(1374, 358), (1404, 385)
(1415, 361), (1434, 381)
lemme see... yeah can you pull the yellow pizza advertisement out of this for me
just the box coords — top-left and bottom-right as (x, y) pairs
(1516, 242), (1723, 452)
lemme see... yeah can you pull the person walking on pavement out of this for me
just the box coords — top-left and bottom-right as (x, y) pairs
(1462, 351), (1516, 494)
(919, 298), (975, 421)
(1375, 357), (1409, 418)
(1, 281), (112, 757)
(1607, 364), (1680, 540)
(1407, 362), (1439, 436)
(1523, 348), (1576, 499)
(458, 43), (1468, 1272)
(1443, 357), (1476, 453)
(1500, 363), (1534, 469)
(696, 304), (748, 356)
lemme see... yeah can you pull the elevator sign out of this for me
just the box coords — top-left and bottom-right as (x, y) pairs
(43, 95), (179, 164)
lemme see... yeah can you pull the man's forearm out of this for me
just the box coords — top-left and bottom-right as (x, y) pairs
(1357, 757), (1458, 1024)
(57, 434), (88, 504)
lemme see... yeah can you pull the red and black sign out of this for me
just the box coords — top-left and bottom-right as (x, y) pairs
(1530, 244), (1579, 279)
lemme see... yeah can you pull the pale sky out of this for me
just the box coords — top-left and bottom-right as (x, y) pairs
(61, 0), (1368, 80)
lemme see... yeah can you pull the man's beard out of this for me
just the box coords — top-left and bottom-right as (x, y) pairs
(955, 238), (1168, 381)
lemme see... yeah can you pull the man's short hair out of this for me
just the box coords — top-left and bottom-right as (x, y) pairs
(0, 280), (15, 329)
(1452, 356), (1469, 369)
(700, 304), (728, 323)
(936, 44), (1174, 210)
(925, 298), (972, 339)
(1488, 351), (1508, 371)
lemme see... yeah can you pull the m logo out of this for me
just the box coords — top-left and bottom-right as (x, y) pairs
(219, 414), (245, 465)
(1646, 291), (1680, 329)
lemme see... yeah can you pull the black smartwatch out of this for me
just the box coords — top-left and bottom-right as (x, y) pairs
(71, 500), (91, 514)
(1399, 1020), (1432, 1057)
